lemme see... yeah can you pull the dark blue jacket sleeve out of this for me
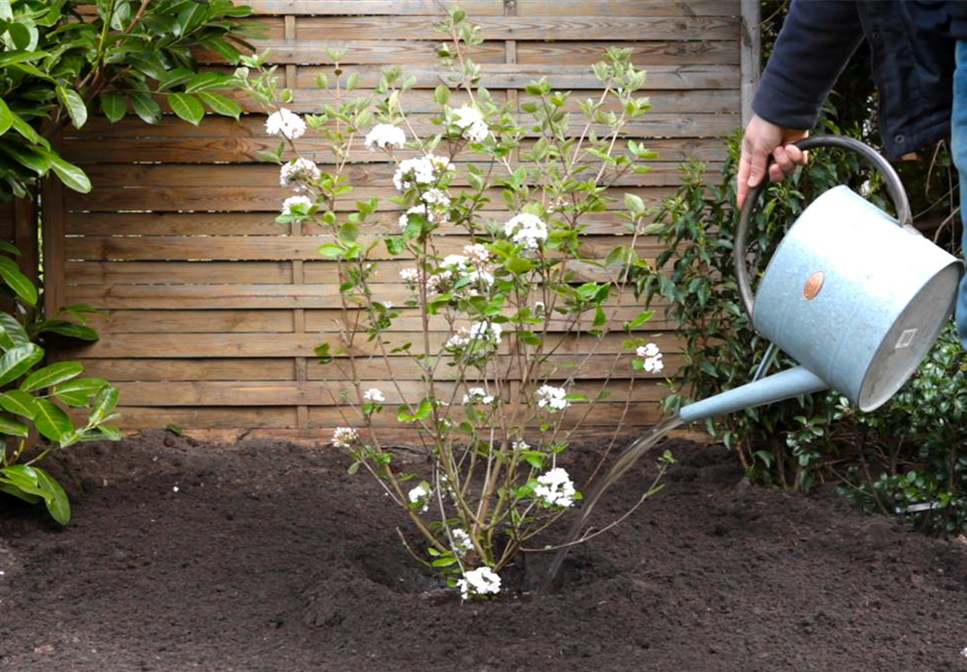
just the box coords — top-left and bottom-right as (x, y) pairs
(752, 0), (866, 129)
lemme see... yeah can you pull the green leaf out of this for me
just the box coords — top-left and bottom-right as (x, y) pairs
(131, 92), (162, 124)
(0, 49), (46, 68)
(90, 385), (119, 424)
(185, 71), (230, 93)
(36, 150), (91, 194)
(10, 112), (48, 148)
(0, 255), (37, 305)
(0, 97), (13, 136)
(21, 361), (84, 392)
(431, 556), (459, 567)
(434, 84), (450, 105)
(95, 424), (121, 441)
(504, 256), (534, 275)
(317, 243), (344, 258)
(0, 312), (28, 350)
(167, 93), (205, 125)
(197, 91), (241, 119)
(625, 310), (655, 330)
(34, 398), (73, 444)
(126, 53), (167, 81)
(56, 86), (88, 129)
(0, 343), (43, 386)
(33, 467), (70, 524)
(100, 91), (126, 123)
(7, 22), (31, 50)
(0, 390), (37, 419)
(176, 2), (210, 36)
(0, 481), (41, 504)
(2, 140), (50, 174)
(34, 320), (99, 341)
(0, 413), (27, 437)
(0, 465), (45, 498)
(204, 36), (241, 62)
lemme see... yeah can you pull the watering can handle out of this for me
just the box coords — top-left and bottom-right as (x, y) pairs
(734, 134), (913, 320)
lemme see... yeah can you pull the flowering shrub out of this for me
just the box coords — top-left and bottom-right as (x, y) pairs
(235, 7), (665, 599)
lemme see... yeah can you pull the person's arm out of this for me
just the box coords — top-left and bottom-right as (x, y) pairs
(737, 0), (866, 207)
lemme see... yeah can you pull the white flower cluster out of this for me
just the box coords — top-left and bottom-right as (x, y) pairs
(282, 195), (312, 215)
(636, 342), (664, 373)
(451, 105), (488, 143)
(464, 243), (489, 264)
(457, 566), (501, 601)
(534, 467), (577, 508)
(441, 254), (468, 270)
(536, 385), (569, 412)
(451, 528), (474, 556)
(504, 213), (548, 250)
(265, 108), (306, 139)
(364, 123), (406, 151)
(445, 321), (503, 350)
(279, 157), (320, 191)
(408, 483), (431, 513)
(462, 387), (495, 405)
(362, 388), (385, 403)
(399, 267), (419, 283)
(393, 153), (454, 191)
(398, 188), (452, 230)
(425, 245), (495, 297)
(332, 426), (358, 448)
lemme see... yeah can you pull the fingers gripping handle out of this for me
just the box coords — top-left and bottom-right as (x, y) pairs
(733, 135), (912, 320)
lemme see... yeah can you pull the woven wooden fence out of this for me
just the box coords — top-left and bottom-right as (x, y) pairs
(47, 0), (748, 441)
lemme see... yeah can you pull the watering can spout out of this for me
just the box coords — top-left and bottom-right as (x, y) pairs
(678, 366), (828, 424)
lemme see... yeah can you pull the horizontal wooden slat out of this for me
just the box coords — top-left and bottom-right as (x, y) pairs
(294, 64), (739, 90)
(515, 0), (737, 16)
(83, 310), (294, 333)
(63, 185), (677, 212)
(79, 160), (719, 189)
(78, 358), (296, 381)
(244, 0), (735, 16)
(113, 379), (668, 406)
(306, 401), (663, 427)
(302, 353), (683, 381)
(238, 40), (506, 65)
(76, 353), (679, 382)
(60, 332), (683, 358)
(64, 235), (662, 262)
(290, 16), (738, 41)
(517, 42), (739, 66)
(62, 133), (731, 164)
(67, 112), (738, 141)
(78, 304), (674, 334)
(66, 261), (292, 285)
(103, 403), (666, 430)
(104, 406), (298, 429)
(62, 205), (706, 237)
(243, 1), (505, 15)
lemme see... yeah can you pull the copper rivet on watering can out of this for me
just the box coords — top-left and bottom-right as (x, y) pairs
(802, 271), (825, 300)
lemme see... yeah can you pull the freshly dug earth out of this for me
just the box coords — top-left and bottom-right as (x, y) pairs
(2, 432), (967, 671)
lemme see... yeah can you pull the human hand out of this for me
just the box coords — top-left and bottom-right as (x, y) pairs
(736, 114), (809, 208)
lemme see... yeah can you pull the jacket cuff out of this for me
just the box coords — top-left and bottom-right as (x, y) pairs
(752, 70), (822, 130)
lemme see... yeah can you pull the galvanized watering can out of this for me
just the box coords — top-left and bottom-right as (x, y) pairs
(678, 135), (963, 423)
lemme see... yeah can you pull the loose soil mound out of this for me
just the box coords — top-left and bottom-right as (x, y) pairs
(2, 431), (967, 671)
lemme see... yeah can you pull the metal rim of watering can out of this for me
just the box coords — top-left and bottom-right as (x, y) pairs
(733, 134), (913, 320)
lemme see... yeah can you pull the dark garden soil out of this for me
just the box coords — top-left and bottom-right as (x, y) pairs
(2, 431), (967, 671)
